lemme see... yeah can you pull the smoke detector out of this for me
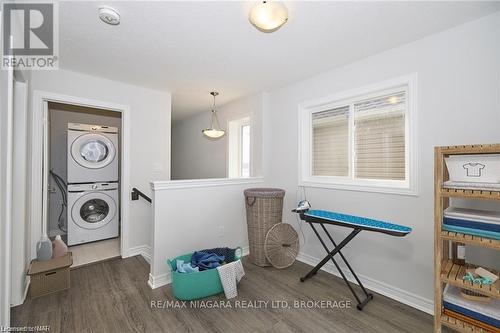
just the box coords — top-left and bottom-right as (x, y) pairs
(99, 6), (120, 25)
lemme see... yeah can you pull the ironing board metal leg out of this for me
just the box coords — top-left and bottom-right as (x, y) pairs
(307, 223), (363, 305)
(319, 223), (372, 298)
(300, 227), (360, 282)
(300, 224), (374, 310)
(356, 293), (374, 310)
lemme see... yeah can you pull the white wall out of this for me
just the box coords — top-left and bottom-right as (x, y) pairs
(29, 69), (171, 252)
(263, 12), (500, 313)
(149, 178), (263, 288)
(47, 104), (122, 235)
(171, 111), (226, 179)
(11, 79), (29, 307)
(171, 93), (264, 180)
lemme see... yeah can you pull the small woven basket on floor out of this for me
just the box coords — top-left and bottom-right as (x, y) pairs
(264, 223), (299, 269)
(244, 188), (285, 266)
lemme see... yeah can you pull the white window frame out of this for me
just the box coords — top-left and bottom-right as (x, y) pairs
(298, 73), (418, 196)
(227, 116), (251, 178)
(239, 122), (251, 177)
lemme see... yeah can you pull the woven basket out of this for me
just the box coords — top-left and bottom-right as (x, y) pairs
(244, 188), (285, 266)
(265, 223), (299, 269)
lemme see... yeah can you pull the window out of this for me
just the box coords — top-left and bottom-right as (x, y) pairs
(300, 75), (417, 195)
(312, 106), (349, 177)
(353, 91), (406, 180)
(241, 124), (251, 177)
(228, 117), (251, 178)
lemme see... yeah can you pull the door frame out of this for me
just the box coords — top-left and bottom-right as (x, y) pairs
(0, 61), (14, 328)
(11, 76), (29, 307)
(30, 90), (131, 259)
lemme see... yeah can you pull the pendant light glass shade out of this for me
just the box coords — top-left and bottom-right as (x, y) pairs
(202, 92), (226, 139)
(249, 1), (288, 32)
(202, 127), (226, 139)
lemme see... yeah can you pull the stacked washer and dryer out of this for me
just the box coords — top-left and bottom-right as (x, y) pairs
(67, 123), (120, 246)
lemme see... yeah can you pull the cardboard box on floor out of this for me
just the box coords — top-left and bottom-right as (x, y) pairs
(28, 252), (72, 298)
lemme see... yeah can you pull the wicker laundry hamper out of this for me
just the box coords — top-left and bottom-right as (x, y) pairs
(244, 188), (285, 266)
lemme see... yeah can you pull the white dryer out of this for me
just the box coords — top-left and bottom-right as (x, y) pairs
(67, 123), (119, 183)
(67, 182), (119, 246)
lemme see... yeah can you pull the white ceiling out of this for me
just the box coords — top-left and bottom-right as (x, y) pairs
(58, 1), (499, 121)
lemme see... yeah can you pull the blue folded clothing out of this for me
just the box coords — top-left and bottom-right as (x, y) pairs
(176, 260), (199, 274)
(191, 251), (225, 271)
(199, 247), (238, 263)
(442, 224), (500, 240)
(443, 284), (500, 329)
(444, 217), (500, 233)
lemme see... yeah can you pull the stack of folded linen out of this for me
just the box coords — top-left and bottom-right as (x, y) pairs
(443, 207), (500, 240)
(443, 284), (500, 331)
(443, 180), (500, 191)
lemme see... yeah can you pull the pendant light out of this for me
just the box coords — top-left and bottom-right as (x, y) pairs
(202, 92), (226, 139)
(249, 1), (288, 32)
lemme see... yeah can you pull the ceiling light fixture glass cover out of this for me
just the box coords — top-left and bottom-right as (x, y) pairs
(249, 1), (288, 32)
(202, 92), (226, 139)
(98, 6), (121, 25)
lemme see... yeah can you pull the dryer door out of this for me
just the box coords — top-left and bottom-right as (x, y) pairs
(72, 192), (117, 230)
(71, 133), (116, 169)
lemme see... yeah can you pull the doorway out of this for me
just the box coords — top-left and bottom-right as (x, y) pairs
(30, 91), (131, 268)
(48, 103), (121, 266)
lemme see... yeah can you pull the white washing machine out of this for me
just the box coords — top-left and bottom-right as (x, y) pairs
(67, 182), (119, 246)
(67, 123), (119, 184)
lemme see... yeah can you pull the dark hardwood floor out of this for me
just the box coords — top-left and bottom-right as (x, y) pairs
(11, 256), (439, 333)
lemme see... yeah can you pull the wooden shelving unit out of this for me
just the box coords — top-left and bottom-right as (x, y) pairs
(441, 260), (499, 298)
(441, 188), (500, 200)
(434, 144), (500, 333)
(441, 314), (494, 333)
(440, 231), (500, 251)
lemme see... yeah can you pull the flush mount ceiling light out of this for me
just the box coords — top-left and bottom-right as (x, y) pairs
(249, 1), (288, 32)
(202, 92), (226, 139)
(99, 6), (120, 25)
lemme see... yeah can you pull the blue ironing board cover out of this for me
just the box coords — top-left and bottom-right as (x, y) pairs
(304, 210), (412, 236)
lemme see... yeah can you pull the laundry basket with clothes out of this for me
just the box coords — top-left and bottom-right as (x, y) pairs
(167, 247), (244, 300)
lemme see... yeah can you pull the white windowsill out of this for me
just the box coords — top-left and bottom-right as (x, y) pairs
(151, 177), (264, 191)
(300, 179), (418, 196)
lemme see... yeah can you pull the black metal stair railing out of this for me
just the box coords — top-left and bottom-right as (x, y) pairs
(131, 188), (152, 203)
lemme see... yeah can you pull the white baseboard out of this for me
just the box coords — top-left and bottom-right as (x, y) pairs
(148, 272), (171, 289)
(22, 277), (30, 304)
(10, 276), (30, 307)
(296, 252), (434, 315)
(147, 245), (250, 290)
(128, 245), (151, 264)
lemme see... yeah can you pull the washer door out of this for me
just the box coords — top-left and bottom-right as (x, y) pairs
(71, 133), (116, 169)
(72, 192), (117, 230)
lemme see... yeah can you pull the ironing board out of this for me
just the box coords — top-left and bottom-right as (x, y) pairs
(294, 209), (412, 310)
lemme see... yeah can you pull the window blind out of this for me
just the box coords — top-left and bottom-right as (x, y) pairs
(354, 91), (406, 180)
(312, 106), (349, 176)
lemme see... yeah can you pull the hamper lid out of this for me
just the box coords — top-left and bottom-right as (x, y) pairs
(244, 188), (285, 198)
(28, 252), (73, 275)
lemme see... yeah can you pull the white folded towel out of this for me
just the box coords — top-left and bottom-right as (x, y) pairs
(443, 180), (500, 191)
(216, 259), (245, 299)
